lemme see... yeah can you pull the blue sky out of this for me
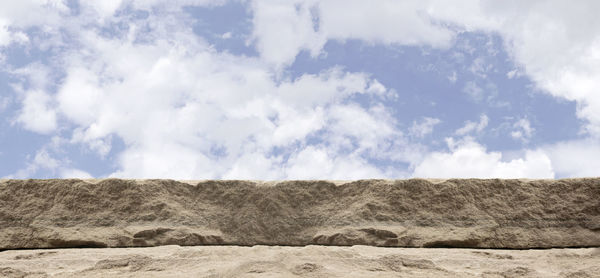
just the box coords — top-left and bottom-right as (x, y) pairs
(1, 0), (599, 179)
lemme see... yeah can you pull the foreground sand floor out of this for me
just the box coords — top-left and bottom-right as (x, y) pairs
(1, 245), (599, 277)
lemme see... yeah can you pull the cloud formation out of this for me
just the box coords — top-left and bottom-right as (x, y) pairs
(455, 114), (488, 136)
(3, 3), (411, 179)
(1, 0), (598, 179)
(249, 0), (600, 135)
(413, 137), (554, 178)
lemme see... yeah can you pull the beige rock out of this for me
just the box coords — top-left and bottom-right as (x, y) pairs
(0, 178), (599, 249)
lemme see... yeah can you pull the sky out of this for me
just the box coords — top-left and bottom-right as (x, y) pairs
(1, 0), (599, 180)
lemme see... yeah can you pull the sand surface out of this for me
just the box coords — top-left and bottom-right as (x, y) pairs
(1, 178), (599, 249)
(1, 245), (599, 277)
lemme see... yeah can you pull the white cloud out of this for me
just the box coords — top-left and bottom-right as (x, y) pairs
(284, 146), (385, 180)
(36, 17), (407, 179)
(0, 18), (29, 47)
(0, 0), (68, 28)
(128, 0), (224, 11)
(56, 67), (103, 127)
(455, 114), (488, 136)
(15, 90), (57, 134)
(413, 137), (554, 179)
(112, 143), (217, 179)
(461, 80), (500, 105)
(7, 0), (600, 138)
(462, 81), (483, 102)
(0, 18), (10, 46)
(427, 0), (600, 135)
(317, 0), (454, 47)
(250, 0), (326, 68)
(326, 103), (400, 153)
(285, 146), (333, 179)
(84, 0), (123, 18)
(542, 139), (600, 178)
(248, 0), (600, 135)
(250, 0), (455, 67)
(3, 149), (59, 179)
(11, 63), (52, 91)
(469, 57), (492, 78)
(6, 0), (599, 180)
(60, 168), (93, 179)
(222, 152), (283, 180)
(410, 117), (441, 138)
(221, 32), (232, 39)
(511, 118), (534, 142)
(4, 143), (96, 179)
(9, 63), (58, 134)
(447, 71), (457, 83)
(33, 149), (59, 169)
(0, 96), (11, 112)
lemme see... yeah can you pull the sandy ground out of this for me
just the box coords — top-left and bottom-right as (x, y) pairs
(1, 246), (599, 277)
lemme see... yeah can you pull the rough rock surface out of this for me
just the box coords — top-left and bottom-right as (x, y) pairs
(1, 178), (599, 249)
(0, 245), (599, 277)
